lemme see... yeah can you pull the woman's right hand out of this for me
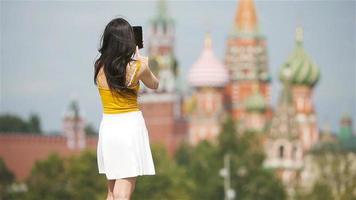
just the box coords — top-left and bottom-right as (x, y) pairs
(135, 46), (148, 64)
(135, 46), (159, 90)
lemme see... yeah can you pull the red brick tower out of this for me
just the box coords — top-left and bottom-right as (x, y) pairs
(138, 0), (186, 155)
(224, 0), (272, 130)
(264, 75), (303, 195)
(62, 99), (86, 150)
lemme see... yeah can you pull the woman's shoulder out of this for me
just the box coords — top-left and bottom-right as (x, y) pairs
(127, 60), (141, 75)
(96, 66), (108, 88)
(130, 58), (146, 67)
(128, 59), (146, 77)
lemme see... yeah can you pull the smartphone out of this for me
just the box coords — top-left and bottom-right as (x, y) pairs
(132, 26), (143, 49)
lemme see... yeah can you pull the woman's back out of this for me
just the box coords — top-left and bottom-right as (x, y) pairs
(96, 60), (142, 114)
(96, 60), (141, 89)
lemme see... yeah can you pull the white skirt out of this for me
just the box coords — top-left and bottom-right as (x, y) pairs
(97, 110), (156, 180)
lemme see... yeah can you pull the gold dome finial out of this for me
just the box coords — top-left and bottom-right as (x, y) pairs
(204, 32), (212, 49)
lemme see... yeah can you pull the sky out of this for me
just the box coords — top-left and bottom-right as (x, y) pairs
(0, 0), (355, 134)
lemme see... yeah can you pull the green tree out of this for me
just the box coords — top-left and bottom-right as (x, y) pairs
(24, 150), (107, 200)
(23, 144), (195, 200)
(132, 143), (195, 200)
(0, 157), (15, 200)
(25, 153), (70, 200)
(66, 149), (106, 200)
(297, 148), (356, 200)
(185, 140), (224, 200)
(218, 116), (286, 200)
(27, 113), (41, 133)
(85, 123), (98, 136)
(0, 113), (42, 134)
(296, 182), (334, 200)
(0, 114), (29, 133)
(175, 115), (286, 200)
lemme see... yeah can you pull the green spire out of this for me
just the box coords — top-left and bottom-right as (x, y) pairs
(69, 100), (80, 120)
(158, 0), (167, 18)
(150, 0), (174, 26)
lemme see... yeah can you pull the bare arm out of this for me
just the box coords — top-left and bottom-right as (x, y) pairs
(137, 56), (159, 90)
(134, 46), (159, 90)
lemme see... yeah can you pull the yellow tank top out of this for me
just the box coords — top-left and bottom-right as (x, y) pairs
(97, 60), (141, 114)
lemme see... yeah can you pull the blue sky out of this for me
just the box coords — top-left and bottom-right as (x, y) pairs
(1, 0), (355, 134)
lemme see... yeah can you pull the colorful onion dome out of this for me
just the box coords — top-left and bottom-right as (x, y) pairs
(279, 27), (320, 87)
(188, 33), (229, 88)
(244, 83), (266, 112)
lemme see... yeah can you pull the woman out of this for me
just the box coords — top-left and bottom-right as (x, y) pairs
(94, 17), (159, 200)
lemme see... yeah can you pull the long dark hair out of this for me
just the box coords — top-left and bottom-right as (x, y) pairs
(94, 17), (137, 97)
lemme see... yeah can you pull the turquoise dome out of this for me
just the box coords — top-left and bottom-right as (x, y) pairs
(279, 27), (320, 87)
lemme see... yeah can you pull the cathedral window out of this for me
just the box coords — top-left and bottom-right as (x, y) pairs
(279, 145), (284, 159)
(163, 23), (167, 34)
(292, 146), (297, 160)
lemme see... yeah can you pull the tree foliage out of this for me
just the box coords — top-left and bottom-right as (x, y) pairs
(84, 123), (98, 136)
(132, 143), (194, 200)
(175, 115), (286, 200)
(24, 150), (106, 200)
(65, 150), (106, 200)
(296, 148), (356, 200)
(22, 145), (194, 200)
(0, 157), (15, 200)
(25, 153), (71, 200)
(0, 113), (42, 134)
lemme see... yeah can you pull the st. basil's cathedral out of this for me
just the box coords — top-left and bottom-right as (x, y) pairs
(139, 0), (322, 193)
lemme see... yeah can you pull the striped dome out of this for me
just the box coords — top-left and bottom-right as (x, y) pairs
(279, 27), (320, 87)
(188, 33), (229, 88)
(244, 84), (266, 113)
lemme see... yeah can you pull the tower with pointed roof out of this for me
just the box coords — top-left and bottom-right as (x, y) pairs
(139, 0), (186, 156)
(143, 0), (178, 94)
(224, 0), (272, 130)
(279, 26), (321, 151)
(62, 99), (86, 150)
(186, 33), (229, 145)
(264, 69), (303, 194)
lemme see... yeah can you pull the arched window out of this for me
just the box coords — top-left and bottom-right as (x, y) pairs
(163, 24), (167, 33)
(292, 146), (297, 160)
(279, 145), (284, 159)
